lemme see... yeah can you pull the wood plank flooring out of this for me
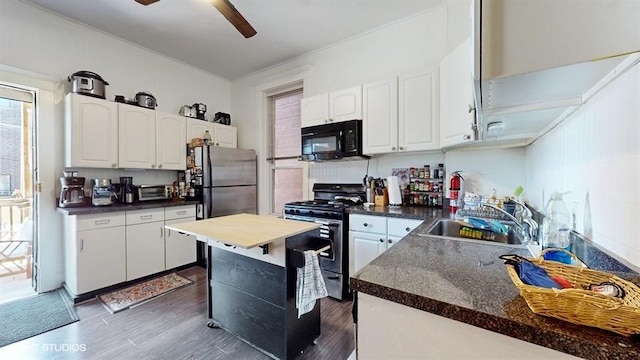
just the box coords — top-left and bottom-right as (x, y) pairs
(0, 266), (355, 360)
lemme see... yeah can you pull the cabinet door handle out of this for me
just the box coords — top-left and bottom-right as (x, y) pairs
(158, 164), (163, 169)
(160, 228), (164, 238)
(391, 146), (396, 151)
(363, 223), (368, 227)
(166, 229), (171, 236)
(140, 215), (153, 220)
(379, 238), (384, 243)
(327, 276), (339, 280)
(388, 239), (393, 244)
(399, 147), (404, 151)
(80, 238), (85, 251)
(111, 163), (117, 168)
(406, 227), (411, 232)
(177, 210), (187, 215)
(94, 219), (110, 225)
(151, 164), (157, 168)
(468, 104), (475, 113)
(463, 134), (471, 140)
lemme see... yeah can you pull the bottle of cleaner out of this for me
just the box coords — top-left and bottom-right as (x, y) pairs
(541, 192), (572, 264)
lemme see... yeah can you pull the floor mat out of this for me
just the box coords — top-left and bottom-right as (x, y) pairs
(0, 288), (79, 348)
(97, 273), (193, 313)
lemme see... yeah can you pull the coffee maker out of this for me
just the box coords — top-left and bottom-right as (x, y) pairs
(92, 178), (114, 206)
(59, 175), (86, 207)
(119, 177), (136, 204)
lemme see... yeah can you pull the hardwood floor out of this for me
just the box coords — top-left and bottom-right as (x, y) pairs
(0, 266), (355, 360)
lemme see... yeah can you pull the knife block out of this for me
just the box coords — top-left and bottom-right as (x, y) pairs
(374, 189), (389, 206)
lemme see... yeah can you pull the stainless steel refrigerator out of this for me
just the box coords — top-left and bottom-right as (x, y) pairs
(187, 146), (257, 220)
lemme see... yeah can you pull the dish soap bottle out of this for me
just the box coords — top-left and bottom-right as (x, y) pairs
(203, 130), (212, 145)
(541, 192), (572, 264)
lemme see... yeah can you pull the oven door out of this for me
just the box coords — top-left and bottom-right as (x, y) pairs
(300, 127), (343, 161)
(283, 214), (343, 274)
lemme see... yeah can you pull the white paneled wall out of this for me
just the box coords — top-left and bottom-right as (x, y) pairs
(527, 63), (640, 266)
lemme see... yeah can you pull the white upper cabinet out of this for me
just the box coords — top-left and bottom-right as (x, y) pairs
(156, 112), (187, 170)
(118, 104), (157, 169)
(472, 0), (640, 145)
(363, 79), (398, 154)
(329, 86), (362, 122)
(363, 70), (439, 155)
(440, 38), (476, 148)
(186, 118), (237, 148)
(399, 69), (439, 151)
(65, 93), (118, 168)
(301, 86), (362, 127)
(301, 93), (329, 127)
(212, 123), (238, 148)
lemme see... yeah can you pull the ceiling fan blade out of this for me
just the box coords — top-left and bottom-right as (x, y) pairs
(212, 0), (257, 38)
(135, 0), (160, 5)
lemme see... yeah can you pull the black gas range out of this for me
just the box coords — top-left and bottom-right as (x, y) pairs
(283, 183), (365, 301)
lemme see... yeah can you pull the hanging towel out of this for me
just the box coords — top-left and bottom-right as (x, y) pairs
(296, 250), (328, 318)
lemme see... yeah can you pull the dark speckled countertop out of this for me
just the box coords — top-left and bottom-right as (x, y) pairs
(56, 199), (198, 215)
(349, 206), (640, 359)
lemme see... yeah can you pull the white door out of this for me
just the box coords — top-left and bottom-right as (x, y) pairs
(186, 117), (214, 143)
(440, 38), (475, 148)
(212, 123), (238, 148)
(126, 221), (165, 280)
(363, 79), (398, 154)
(65, 93), (119, 168)
(351, 231), (387, 274)
(76, 227), (126, 293)
(301, 93), (329, 127)
(329, 86), (362, 122)
(156, 112), (186, 170)
(118, 104), (157, 169)
(165, 218), (197, 269)
(399, 69), (440, 151)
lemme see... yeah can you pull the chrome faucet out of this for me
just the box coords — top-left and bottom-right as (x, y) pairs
(481, 203), (539, 244)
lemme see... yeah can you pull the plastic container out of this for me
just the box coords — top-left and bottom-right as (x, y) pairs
(541, 192), (572, 264)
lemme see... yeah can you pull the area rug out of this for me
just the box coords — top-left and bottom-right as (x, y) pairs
(98, 273), (193, 314)
(0, 288), (79, 348)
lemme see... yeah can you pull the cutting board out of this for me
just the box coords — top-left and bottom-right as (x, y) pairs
(164, 213), (320, 249)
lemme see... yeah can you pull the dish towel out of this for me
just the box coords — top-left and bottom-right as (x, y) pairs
(296, 250), (328, 318)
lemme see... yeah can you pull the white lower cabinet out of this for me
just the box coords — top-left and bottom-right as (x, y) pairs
(357, 293), (577, 359)
(349, 214), (423, 275)
(126, 208), (166, 281)
(64, 212), (126, 296)
(164, 206), (197, 269)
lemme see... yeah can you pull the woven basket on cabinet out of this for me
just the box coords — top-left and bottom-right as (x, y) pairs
(504, 249), (640, 336)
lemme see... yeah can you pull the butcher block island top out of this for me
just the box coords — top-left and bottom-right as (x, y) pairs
(164, 213), (320, 249)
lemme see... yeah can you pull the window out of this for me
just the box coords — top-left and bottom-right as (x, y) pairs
(267, 89), (305, 214)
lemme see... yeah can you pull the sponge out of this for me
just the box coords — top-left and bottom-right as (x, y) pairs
(514, 186), (524, 198)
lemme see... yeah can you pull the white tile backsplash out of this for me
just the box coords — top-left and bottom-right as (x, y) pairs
(527, 62), (640, 266)
(60, 168), (179, 195)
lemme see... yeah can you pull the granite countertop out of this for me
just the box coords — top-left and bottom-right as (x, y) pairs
(56, 199), (198, 215)
(350, 220), (640, 359)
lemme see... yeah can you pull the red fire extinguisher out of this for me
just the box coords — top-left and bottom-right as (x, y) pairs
(449, 171), (463, 213)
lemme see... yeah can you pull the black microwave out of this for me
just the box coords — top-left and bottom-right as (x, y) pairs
(300, 119), (368, 161)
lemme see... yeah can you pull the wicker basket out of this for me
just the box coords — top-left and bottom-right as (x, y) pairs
(504, 249), (640, 336)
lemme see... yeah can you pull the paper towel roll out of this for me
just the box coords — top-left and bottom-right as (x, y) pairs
(387, 176), (403, 206)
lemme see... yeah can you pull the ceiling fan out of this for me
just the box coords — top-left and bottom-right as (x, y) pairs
(135, 0), (257, 38)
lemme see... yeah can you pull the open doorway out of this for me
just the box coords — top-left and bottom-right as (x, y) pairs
(0, 84), (36, 304)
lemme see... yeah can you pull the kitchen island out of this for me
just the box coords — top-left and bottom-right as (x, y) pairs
(350, 217), (640, 359)
(165, 213), (324, 360)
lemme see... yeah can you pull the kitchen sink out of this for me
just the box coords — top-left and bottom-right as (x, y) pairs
(425, 219), (527, 247)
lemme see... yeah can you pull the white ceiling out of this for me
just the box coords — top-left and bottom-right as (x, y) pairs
(23, 0), (444, 80)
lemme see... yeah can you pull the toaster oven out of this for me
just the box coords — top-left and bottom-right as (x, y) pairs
(137, 185), (172, 201)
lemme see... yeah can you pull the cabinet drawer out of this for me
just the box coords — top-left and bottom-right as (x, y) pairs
(76, 212), (125, 231)
(350, 214), (386, 234)
(164, 205), (196, 220)
(126, 208), (165, 225)
(388, 218), (424, 237)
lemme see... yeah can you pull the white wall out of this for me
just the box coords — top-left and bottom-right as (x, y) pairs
(0, 0), (232, 291)
(526, 62), (640, 267)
